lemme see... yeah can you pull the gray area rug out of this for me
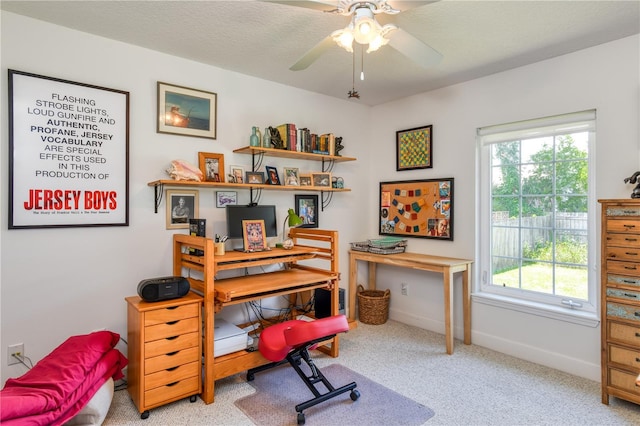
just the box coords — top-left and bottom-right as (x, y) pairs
(234, 363), (434, 426)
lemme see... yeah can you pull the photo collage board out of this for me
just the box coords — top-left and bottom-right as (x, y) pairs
(379, 178), (454, 240)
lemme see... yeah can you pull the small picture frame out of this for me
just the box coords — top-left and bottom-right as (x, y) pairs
(312, 172), (332, 188)
(295, 194), (318, 228)
(283, 167), (300, 186)
(265, 166), (280, 185)
(396, 124), (432, 171)
(229, 165), (245, 184)
(216, 191), (237, 208)
(299, 174), (312, 186)
(166, 190), (199, 229)
(242, 219), (267, 251)
(157, 81), (217, 139)
(246, 171), (265, 184)
(198, 152), (224, 182)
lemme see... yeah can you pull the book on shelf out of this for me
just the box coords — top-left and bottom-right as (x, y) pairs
(189, 218), (206, 256)
(298, 128), (313, 153)
(276, 123), (297, 151)
(314, 133), (334, 155)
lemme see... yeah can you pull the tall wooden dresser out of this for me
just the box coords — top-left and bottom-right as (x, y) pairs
(599, 199), (640, 405)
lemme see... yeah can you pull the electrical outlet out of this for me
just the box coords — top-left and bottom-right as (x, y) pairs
(8, 343), (24, 366)
(401, 283), (408, 296)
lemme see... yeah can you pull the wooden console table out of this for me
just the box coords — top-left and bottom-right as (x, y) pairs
(348, 250), (473, 354)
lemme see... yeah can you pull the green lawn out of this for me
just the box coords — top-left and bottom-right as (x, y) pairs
(493, 263), (588, 299)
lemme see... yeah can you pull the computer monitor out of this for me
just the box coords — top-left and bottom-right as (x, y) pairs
(225, 204), (278, 241)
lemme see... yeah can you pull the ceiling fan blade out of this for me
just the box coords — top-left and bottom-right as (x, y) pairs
(290, 35), (336, 71)
(262, 1), (342, 13)
(386, 1), (438, 12)
(388, 28), (442, 69)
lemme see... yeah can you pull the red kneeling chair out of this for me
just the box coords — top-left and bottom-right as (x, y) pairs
(247, 315), (360, 425)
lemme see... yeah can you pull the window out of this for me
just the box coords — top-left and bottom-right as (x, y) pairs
(477, 110), (597, 322)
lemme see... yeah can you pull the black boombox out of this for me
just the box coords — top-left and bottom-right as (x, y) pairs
(137, 276), (190, 302)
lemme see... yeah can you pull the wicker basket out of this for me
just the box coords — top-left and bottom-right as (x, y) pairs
(357, 284), (390, 325)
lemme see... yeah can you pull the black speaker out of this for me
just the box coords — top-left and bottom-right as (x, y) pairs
(314, 288), (345, 318)
(137, 276), (190, 302)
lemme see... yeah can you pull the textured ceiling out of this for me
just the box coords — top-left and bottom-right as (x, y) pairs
(2, 0), (639, 105)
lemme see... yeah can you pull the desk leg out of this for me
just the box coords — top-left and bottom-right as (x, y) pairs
(349, 255), (357, 321)
(463, 266), (471, 345)
(368, 262), (377, 290)
(444, 267), (454, 355)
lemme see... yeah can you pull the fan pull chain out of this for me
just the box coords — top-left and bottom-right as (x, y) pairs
(360, 47), (365, 81)
(348, 47), (360, 99)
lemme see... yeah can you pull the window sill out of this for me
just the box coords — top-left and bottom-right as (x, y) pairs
(472, 292), (600, 327)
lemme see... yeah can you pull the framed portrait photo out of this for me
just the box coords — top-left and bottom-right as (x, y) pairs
(229, 165), (245, 184)
(198, 152), (224, 182)
(396, 124), (433, 171)
(157, 81), (217, 139)
(265, 166), (280, 185)
(312, 172), (331, 188)
(216, 191), (237, 208)
(295, 194), (318, 228)
(246, 171), (265, 185)
(299, 174), (312, 186)
(242, 219), (267, 251)
(283, 167), (300, 186)
(166, 189), (199, 229)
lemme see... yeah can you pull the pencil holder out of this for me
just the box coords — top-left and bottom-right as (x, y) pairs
(214, 242), (225, 256)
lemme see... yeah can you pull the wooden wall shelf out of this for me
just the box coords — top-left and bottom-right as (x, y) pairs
(149, 146), (356, 212)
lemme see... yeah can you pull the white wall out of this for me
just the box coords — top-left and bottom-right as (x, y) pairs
(367, 35), (639, 380)
(1, 11), (638, 384)
(0, 12), (371, 383)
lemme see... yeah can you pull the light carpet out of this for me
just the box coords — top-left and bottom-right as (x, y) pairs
(234, 363), (435, 426)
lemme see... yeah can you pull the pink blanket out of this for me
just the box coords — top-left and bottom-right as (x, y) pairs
(0, 331), (127, 426)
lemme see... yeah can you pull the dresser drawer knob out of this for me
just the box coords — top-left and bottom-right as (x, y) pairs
(623, 279), (637, 284)
(636, 332), (640, 338)
(635, 312), (640, 317)
(166, 351), (179, 356)
(624, 224), (637, 229)
(626, 238), (638, 242)
(624, 293), (638, 298)
(166, 320), (179, 325)
(625, 252), (638, 256)
(624, 265), (638, 270)
(166, 366), (179, 372)
(166, 336), (179, 341)
(166, 381), (179, 387)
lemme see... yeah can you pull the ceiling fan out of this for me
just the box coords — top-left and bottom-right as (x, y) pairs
(267, 0), (443, 71)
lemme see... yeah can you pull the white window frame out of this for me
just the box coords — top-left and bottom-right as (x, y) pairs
(475, 110), (599, 327)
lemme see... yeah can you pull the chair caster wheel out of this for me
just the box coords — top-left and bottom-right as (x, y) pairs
(190, 395), (197, 403)
(141, 410), (150, 420)
(297, 412), (305, 425)
(350, 389), (360, 401)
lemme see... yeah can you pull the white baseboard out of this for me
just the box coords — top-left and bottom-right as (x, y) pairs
(389, 308), (600, 382)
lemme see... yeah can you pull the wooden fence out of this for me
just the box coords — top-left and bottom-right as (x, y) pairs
(492, 212), (587, 271)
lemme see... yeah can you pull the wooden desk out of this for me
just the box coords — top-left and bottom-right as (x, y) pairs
(349, 250), (473, 354)
(174, 229), (343, 404)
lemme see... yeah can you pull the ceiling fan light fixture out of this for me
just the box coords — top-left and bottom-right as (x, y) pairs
(367, 23), (397, 52)
(352, 6), (380, 45)
(331, 28), (354, 52)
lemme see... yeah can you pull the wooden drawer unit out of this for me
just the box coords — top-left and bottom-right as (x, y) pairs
(600, 199), (640, 406)
(126, 292), (202, 419)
